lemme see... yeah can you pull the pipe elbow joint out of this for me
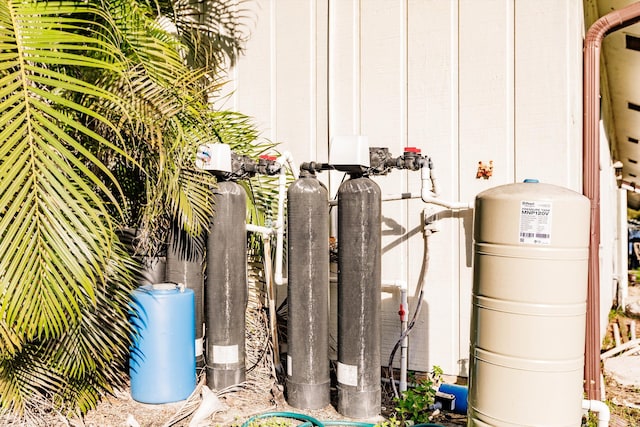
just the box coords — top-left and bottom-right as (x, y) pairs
(420, 190), (473, 210)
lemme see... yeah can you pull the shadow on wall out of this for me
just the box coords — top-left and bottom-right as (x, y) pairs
(378, 207), (474, 377)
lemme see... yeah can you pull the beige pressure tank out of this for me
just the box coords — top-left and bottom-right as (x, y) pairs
(468, 181), (590, 427)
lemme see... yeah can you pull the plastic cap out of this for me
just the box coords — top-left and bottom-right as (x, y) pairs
(404, 147), (421, 153)
(259, 155), (277, 161)
(523, 179), (539, 183)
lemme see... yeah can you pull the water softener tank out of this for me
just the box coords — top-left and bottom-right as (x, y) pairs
(286, 171), (330, 409)
(205, 180), (247, 390)
(468, 181), (589, 426)
(129, 283), (196, 404)
(337, 175), (381, 419)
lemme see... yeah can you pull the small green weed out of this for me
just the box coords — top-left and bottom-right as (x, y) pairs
(376, 416), (401, 426)
(236, 418), (292, 427)
(392, 366), (443, 425)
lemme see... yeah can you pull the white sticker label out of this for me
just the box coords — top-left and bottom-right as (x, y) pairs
(287, 355), (292, 377)
(195, 338), (204, 357)
(212, 344), (239, 364)
(519, 200), (552, 245)
(337, 362), (358, 386)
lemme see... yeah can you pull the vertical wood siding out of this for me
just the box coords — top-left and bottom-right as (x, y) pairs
(228, 0), (590, 375)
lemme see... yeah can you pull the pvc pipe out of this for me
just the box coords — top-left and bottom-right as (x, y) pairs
(276, 150), (299, 180)
(245, 223), (274, 236)
(262, 234), (280, 370)
(381, 192), (420, 202)
(620, 180), (640, 194)
(420, 166), (472, 209)
(381, 280), (409, 393)
(399, 286), (408, 393)
(600, 338), (640, 359)
(274, 164), (288, 286)
(582, 399), (610, 427)
(421, 191), (472, 210)
(377, 168), (471, 208)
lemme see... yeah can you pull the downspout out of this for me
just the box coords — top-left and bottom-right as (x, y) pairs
(583, 2), (640, 401)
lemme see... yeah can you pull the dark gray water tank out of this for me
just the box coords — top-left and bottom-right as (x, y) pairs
(205, 180), (247, 390)
(336, 176), (381, 419)
(286, 173), (330, 409)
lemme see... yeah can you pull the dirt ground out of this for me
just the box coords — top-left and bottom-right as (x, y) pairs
(79, 372), (467, 427)
(78, 374), (635, 427)
(13, 277), (640, 426)
(78, 288), (640, 427)
(600, 283), (640, 427)
(76, 313), (640, 427)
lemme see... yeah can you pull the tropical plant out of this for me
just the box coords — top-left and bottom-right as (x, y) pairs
(393, 366), (443, 425)
(0, 0), (269, 419)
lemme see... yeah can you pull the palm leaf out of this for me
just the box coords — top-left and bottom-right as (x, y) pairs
(0, 0), (129, 340)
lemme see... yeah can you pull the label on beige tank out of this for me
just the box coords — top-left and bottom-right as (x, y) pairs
(337, 362), (358, 386)
(212, 344), (239, 364)
(519, 200), (552, 245)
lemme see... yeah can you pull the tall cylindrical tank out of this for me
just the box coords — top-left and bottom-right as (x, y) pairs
(205, 180), (247, 390)
(166, 227), (205, 367)
(129, 283), (196, 404)
(286, 172), (330, 409)
(468, 181), (590, 426)
(337, 176), (382, 419)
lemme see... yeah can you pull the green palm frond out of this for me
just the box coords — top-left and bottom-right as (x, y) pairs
(0, 0), (128, 340)
(0, 237), (134, 415)
(0, 0), (271, 418)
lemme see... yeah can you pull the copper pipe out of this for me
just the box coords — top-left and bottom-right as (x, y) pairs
(583, 1), (640, 401)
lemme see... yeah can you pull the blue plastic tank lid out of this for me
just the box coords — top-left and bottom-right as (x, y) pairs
(523, 178), (539, 183)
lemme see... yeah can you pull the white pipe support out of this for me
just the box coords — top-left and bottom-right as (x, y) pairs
(582, 399), (610, 427)
(273, 167), (288, 286)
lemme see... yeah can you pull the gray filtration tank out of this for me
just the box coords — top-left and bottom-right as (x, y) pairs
(166, 227), (205, 367)
(469, 181), (590, 426)
(337, 176), (382, 419)
(205, 180), (247, 390)
(286, 173), (330, 409)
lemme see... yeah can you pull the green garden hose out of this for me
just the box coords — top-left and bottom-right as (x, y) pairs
(240, 411), (446, 427)
(240, 411), (376, 427)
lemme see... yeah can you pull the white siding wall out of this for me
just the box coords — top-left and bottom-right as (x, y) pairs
(225, 0), (596, 376)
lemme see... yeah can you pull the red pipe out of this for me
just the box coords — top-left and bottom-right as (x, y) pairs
(583, 1), (640, 401)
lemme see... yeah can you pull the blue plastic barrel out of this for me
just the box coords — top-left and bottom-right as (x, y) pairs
(129, 283), (196, 403)
(438, 383), (468, 415)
